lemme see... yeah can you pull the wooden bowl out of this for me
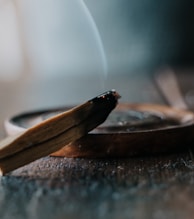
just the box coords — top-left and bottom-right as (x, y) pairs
(4, 103), (194, 157)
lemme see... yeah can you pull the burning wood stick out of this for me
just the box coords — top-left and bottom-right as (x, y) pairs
(0, 90), (120, 175)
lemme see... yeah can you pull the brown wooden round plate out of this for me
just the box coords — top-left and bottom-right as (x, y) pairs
(4, 103), (194, 157)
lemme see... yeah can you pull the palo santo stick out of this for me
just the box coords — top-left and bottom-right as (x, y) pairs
(0, 101), (92, 159)
(0, 90), (120, 175)
(0, 90), (119, 159)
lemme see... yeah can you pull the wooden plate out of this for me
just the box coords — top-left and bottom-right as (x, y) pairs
(4, 103), (194, 157)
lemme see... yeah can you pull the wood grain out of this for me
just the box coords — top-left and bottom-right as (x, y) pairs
(0, 101), (93, 159)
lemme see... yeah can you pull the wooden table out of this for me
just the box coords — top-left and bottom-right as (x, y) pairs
(0, 70), (194, 219)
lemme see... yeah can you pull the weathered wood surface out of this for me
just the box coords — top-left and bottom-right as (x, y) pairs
(0, 71), (194, 219)
(1, 154), (194, 219)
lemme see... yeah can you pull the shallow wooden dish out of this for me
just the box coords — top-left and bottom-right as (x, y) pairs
(4, 103), (194, 157)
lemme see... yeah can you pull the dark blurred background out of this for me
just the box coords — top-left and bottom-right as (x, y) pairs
(1, 0), (194, 77)
(85, 0), (194, 72)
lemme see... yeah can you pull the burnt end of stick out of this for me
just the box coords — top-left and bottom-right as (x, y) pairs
(89, 90), (121, 112)
(84, 109), (114, 133)
(84, 91), (121, 133)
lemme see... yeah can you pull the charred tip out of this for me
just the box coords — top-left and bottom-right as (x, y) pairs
(90, 90), (121, 104)
(110, 89), (121, 100)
